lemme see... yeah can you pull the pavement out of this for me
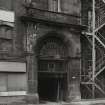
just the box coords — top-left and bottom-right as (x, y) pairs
(1, 99), (105, 105)
(36, 100), (105, 105)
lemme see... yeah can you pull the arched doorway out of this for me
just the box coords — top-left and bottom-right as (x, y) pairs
(37, 36), (68, 102)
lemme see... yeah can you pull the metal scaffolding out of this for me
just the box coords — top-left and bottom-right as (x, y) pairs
(81, 0), (105, 99)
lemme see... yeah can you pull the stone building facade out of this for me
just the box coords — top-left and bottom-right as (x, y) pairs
(0, 0), (86, 104)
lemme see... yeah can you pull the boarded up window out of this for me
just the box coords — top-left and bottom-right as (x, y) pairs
(0, 73), (27, 92)
(7, 73), (27, 91)
(0, 74), (7, 92)
(0, 62), (27, 92)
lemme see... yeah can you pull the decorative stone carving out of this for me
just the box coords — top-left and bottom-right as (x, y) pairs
(25, 22), (39, 104)
(25, 22), (37, 53)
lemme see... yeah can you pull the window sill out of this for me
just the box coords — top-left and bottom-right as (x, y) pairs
(0, 91), (27, 96)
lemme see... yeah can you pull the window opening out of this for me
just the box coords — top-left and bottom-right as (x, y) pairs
(48, 62), (55, 72)
(48, 0), (61, 12)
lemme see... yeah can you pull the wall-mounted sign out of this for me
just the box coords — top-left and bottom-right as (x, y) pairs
(0, 9), (14, 22)
(0, 62), (26, 72)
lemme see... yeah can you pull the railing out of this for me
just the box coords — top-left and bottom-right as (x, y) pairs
(95, 0), (105, 29)
(95, 77), (105, 95)
(96, 56), (105, 72)
(84, 32), (105, 72)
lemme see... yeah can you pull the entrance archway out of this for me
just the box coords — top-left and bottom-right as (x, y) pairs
(37, 36), (68, 102)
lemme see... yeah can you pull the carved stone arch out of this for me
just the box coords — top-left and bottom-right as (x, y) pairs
(34, 31), (71, 57)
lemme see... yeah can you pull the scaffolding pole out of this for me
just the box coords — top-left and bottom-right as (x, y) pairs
(92, 0), (96, 98)
(81, 0), (105, 99)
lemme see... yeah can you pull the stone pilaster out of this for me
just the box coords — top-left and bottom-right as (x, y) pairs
(67, 58), (81, 102)
(26, 53), (39, 104)
(24, 22), (39, 104)
(68, 77), (81, 101)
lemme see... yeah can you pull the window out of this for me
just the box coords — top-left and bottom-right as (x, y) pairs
(0, 25), (13, 39)
(48, 0), (61, 12)
(48, 62), (55, 71)
(0, 26), (13, 55)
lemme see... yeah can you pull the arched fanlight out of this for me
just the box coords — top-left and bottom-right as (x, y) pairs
(39, 38), (67, 58)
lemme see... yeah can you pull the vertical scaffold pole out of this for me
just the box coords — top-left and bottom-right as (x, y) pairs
(92, 0), (96, 98)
